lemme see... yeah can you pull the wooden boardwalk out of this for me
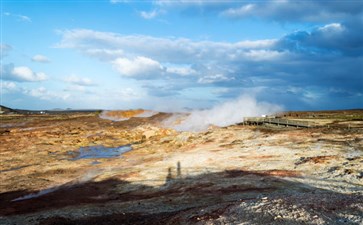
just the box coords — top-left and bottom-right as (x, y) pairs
(243, 117), (312, 128)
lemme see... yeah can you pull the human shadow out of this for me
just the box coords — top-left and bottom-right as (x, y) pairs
(0, 163), (362, 225)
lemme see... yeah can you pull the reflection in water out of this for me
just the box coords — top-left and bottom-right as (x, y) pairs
(70, 145), (132, 160)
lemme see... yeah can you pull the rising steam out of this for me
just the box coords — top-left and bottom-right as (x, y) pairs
(168, 95), (283, 131)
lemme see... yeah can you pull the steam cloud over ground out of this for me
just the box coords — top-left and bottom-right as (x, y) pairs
(167, 95), (283, 131)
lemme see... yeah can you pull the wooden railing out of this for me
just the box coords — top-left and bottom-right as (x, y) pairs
(243, 117), (312, 128)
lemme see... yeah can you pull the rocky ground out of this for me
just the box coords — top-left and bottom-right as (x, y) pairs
(0, 111), (362, 225)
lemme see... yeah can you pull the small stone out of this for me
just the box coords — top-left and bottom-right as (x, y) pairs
(357, 172), (363, 179)
(274, 215), (282, 220)
(328, 166), (340, 173)
(143, 130), (156, 139)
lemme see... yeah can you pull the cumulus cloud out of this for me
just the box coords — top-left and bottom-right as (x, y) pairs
(56, 29), (281, 85)
(31, 54), (50, 63)
(112, 56), (165, 78)
(1, 81), (18, 93)
(64, 75), (95, 86)
(56, 29), (277, 64)
(56, 18), (363, 109)
(276, 20), (363, 56)
(12, 67), (47, 81)
(1, 64), (48, 82)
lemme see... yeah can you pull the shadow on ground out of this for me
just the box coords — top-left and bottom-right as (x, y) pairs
(0, 163), (362, 225)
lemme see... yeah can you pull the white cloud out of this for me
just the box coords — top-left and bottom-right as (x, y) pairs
(6, 66), (48, 82)
(64, 75), (95, 86)
(221, 4), (255, 17)
(31, 54), (50, 63)
(13, 67), (47, 81)
(1, 81), (18, 93)
(18, 15), (31, 22)
(198, 74), (234, 84)
(112, 56), (164, 78)
(235, 40), (277, 49)
(2, 81), (17, 89)
(28, 87), (47, 98)
(55, 27), (362, 110)
(244, 50), (286, 61)
(277, 21), (362, 56)
(25, 87), (70, 100)
(83, 49), (123, 60)
(166, 66), (197, 76)
(318, 23), (344, 32)
(139, 9), (162, 19)
(4, 12), (31, 22)
(56, 29), (277, 64)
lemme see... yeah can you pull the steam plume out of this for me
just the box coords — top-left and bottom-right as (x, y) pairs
(170, 95), (282, 131)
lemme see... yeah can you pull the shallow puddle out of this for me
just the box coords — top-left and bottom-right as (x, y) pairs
(69, 145), (132, 160)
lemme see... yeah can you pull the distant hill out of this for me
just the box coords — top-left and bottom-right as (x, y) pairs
(0, 105), (17, 114)
(0, 105), (101, 115)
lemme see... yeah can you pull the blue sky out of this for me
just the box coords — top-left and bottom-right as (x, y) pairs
(1, 0), (362, 110)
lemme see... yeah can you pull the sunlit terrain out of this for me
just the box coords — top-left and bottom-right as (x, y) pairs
(1, 1), (362, 224)
(0, 107), (362, 224)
